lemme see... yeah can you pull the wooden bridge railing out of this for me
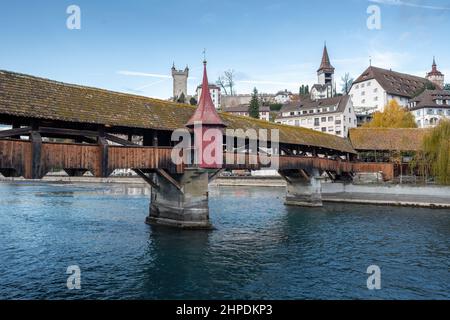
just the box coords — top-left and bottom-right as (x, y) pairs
(0, 140), (182, 179)
(0, 139), (393, 180)
(222, 153), (394, 181)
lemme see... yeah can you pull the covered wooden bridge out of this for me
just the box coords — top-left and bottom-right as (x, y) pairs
(0, 66), (392, 228)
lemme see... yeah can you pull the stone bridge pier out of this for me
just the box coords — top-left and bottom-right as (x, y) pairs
(146, 169), (213, 230)
(279, 168), (323, 207)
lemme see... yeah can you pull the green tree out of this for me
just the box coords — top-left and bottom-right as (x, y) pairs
(189, 97), (197, 105)
(269, 103), (283, 111)
(177, 92), (186, 104)
(413, 81), (436, 98)
(363, 100), (417, 128)
(444, 83), (450, 91)
(299, 84), (310, 98)
(248, 88), (260, 119)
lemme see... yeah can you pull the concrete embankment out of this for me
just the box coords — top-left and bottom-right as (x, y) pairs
(211, 176), (287, 187)
(322, 184), (450, 209)
(0, 175), (144, 184)
(213, 177), (450, 209)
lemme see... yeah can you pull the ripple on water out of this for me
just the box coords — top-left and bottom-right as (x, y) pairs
(0, 183), (449, 300)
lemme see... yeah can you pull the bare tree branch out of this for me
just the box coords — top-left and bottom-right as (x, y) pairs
(216, 76), (229, 95)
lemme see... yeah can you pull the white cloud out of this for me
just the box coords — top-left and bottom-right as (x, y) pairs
(369, 0), (450, 10)
(237, 80), (300, 86)
(369, 50), (412, 69)
(117, 70), (171, 78)
(134, 79), (170, 91)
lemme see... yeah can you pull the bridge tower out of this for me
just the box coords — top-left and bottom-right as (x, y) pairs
(147, 60), (226, 229)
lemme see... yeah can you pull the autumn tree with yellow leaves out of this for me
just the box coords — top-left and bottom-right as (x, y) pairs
(363, 100), (417, 128)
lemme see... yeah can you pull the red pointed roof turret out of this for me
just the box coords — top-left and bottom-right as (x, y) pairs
(186, 61), (226, 127)
(427, 56), (444, 77)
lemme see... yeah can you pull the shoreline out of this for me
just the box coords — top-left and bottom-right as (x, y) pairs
(1, 175), (450, 209)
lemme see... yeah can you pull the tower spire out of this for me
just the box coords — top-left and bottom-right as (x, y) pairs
(186, 61), (225, 127)
(426, 56), (445, 89)
(318, 43), (335, 73)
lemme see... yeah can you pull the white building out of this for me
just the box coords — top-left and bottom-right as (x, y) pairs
(196, 84), (221, 110)
(274, 90), (293, 104)
(350, 66), (431, 124)
(275, 95), (357, 138)
(408, 90), (450, 128)
(224, 105), (271, 121)
(310, 45), (336, 100)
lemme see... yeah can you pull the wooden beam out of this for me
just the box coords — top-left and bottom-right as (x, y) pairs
(134, 170), (159, 190)
(104, 134), (137, 147)
(30, 131), (43, 179)
(278, 170), (293, 183)
(98, 136), (109, 178)
(152, 131), (159, 147)
(39, 127), (99, 138)
(325, 171), (335, 181)
(299, 169), (311, 182)
(156, 169), (183, 192)
(208, 169), (223, 182)
(0, 127), (32, 138)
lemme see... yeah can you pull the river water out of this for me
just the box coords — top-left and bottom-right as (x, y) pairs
(0, 182), (448, 300)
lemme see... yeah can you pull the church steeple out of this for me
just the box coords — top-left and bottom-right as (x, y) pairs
(426, 56), (445, 89)
(432, 56), (437, 72)
(314, 43), (336, 99)
(318, 44), (335, 73)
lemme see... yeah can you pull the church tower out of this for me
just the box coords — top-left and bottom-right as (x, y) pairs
(172, 63), (189, 101)
(426, 57), (445, 89)
(317, 44), (335, 97)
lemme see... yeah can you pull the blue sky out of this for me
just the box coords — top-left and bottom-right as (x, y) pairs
(0, 0), (449, 99)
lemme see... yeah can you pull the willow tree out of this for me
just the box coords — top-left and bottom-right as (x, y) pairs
(413, 120), (450, 185)
(363, 100), (417, 128)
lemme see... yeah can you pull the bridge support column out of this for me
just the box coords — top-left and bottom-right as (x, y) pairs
(146, 168), (212, 229)
(280, 168), (323, 207)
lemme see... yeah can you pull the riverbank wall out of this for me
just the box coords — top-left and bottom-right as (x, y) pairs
(1, 175), (449, 208)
